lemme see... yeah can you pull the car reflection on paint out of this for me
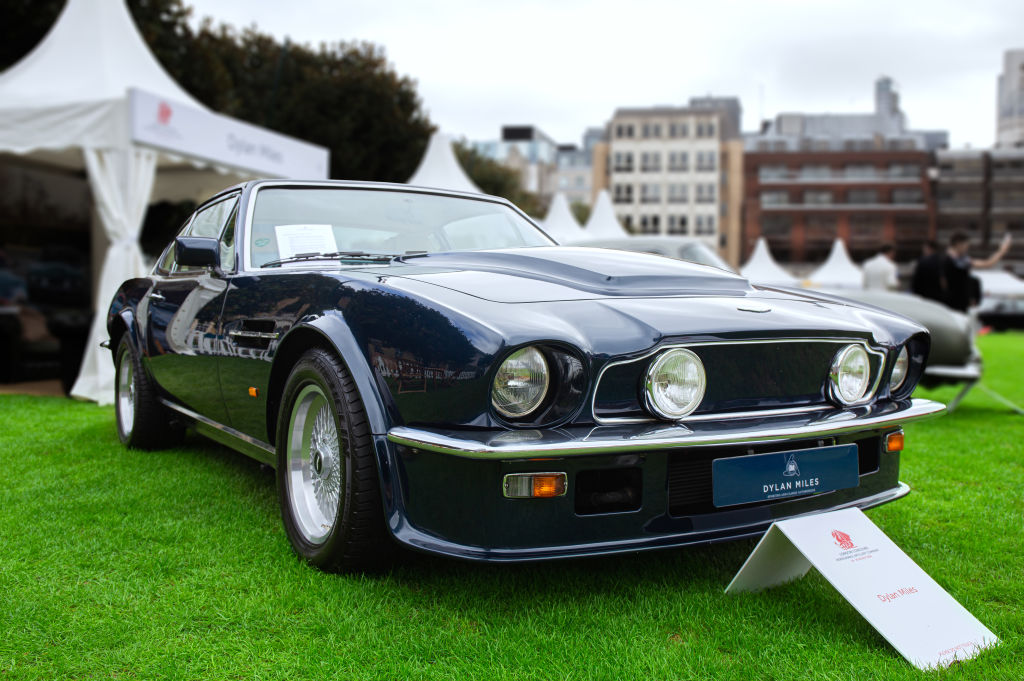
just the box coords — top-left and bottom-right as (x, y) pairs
(106, 180), (944, 572)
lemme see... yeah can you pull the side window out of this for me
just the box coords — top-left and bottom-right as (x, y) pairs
(219, 202), (239, 272)
(173, 195), (240, 274)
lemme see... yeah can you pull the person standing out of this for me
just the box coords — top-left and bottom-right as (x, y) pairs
(911, 240), (945, 302)
(862, 244), (899, 290)
(944, 231), (1013, 312)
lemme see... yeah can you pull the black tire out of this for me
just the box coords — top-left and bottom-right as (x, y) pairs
(113, 333), (183, 449)
(276, 348), (393, 572)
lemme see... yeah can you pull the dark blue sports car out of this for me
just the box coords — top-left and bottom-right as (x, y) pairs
(107, 180), (944, 571)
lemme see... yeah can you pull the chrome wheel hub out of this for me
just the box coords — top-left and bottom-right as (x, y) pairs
(117, 350), (135, 435)
(286, 384), (343, 545)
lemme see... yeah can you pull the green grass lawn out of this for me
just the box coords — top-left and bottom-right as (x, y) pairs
(1, 334), (1022, 680)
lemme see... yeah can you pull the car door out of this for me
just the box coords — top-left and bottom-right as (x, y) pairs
(145, 194), (238, 423)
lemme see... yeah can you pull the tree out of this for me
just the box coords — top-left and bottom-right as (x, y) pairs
(453, 142), (544, 217)
(0, 0), (433, 182)
(570, 201), (591, 226)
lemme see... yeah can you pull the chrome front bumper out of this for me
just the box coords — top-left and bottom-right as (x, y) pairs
(387, 398), (945, 460)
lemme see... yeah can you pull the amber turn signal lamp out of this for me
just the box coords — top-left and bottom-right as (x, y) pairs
(248, 386), (259, 398)
(503, 472), (567, 499)
(885, 429), (904, 452)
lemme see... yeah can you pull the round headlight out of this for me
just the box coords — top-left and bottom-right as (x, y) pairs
(644, 348), (707, 420)
(829, 344), (871, 405)
(889, 346), (909, 392)
(492, 347), (549, 419)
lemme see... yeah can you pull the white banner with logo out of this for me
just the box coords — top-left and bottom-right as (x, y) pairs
(726, 507), (998, 670)
(129, 88), (329, 179)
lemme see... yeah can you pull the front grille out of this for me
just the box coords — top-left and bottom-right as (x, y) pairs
(666, 436), (880, 517)
(593, 339), (884, 422)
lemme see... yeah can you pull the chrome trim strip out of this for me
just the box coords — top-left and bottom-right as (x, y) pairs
(592, 337), (887, 425)
(160, 399), (276, 465)
(387, 398), (945, 460)
(227, 329), (280, 340)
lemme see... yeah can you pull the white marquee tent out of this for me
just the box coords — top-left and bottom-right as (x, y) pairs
(0, 0), (329, 404)
(740, 237), (800, 287)
(540, 192), (586, 243)
(407, 131), (482, 194)
(807, 239), (863, 289)
(582, 190), (629, 239)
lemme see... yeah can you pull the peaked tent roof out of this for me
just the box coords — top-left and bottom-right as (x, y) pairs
(740, 237), (799, 287)
(407, 131), (482, 194)
(541, 192), (586, 243)
(582, 190), (629, 239)
(808, 239), (863, 289)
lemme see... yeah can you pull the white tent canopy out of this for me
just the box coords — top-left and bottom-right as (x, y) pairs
(407, 131), (482, 194)
(582, 190), (629, 239)
(807, 239), (863, 289)
(0, 0), (329, 404)
(740, 237), (800, 287)
(540, 192), (586, 243)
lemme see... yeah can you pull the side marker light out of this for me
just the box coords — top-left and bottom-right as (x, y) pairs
(885, 430), (904, 452)
(248, 387), (259, 398)
(503, 472), (567, 499)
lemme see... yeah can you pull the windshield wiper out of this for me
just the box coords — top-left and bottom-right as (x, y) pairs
(260, 251), (398, 268)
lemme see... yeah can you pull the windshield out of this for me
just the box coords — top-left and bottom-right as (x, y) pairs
(247, 187), (553, 268)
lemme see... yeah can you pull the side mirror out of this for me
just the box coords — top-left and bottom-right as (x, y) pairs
(175, 236), (220, 269)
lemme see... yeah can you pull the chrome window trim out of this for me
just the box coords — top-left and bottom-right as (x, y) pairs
(591, 337), (887, 425)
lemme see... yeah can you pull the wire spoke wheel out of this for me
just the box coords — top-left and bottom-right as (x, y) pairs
(285, 384), (344, 545)
(116, 348), (135, 436)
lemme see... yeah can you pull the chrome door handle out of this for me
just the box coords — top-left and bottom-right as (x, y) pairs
(149, 292), (166, 301)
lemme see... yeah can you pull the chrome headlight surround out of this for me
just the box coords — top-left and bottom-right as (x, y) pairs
(643, 348), (707, 420)
(828, 344), (872, 406)
(491, 346), (550, 419)
(888, 346), (909, 392)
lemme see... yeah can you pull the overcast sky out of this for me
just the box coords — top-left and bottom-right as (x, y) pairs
(187, 0), (1024, 149)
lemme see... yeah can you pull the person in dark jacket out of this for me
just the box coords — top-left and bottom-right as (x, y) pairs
(911, 240), (945, 302)
(943, 231), (1012, 312)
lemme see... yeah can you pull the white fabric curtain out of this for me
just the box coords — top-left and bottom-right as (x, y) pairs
(71, 145), (157, 404)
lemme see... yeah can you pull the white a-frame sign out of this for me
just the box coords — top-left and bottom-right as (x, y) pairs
(726, 507), (998, 670)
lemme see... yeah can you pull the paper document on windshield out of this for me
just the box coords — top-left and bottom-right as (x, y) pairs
(274, 224), (338, 260)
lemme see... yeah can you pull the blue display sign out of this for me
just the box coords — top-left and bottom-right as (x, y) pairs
(712, 444), (859, 508)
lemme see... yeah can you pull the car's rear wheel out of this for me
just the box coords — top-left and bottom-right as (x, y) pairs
(276, 348), (393, 572)
(114, 334), (182, 449)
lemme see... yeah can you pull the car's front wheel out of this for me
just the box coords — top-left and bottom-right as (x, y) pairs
(276, 348), (393, 572)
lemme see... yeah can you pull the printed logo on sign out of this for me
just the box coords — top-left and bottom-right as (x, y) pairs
(782, 453), (800, 477)
(832, 529), (855, 550)
(157, 101), (173, 125)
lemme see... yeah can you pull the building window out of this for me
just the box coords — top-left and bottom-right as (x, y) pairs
(668, 151), (689, 172)
(844, 164), (876, 179)
(640, 152), (662, 172)
(889, 164), (922, 178)
(639, 214), (661, 234)
(804, 190), (833, 205)
(800, 165), (831, 179)
(761, 215), (792, 237)
(696, 151), (717, 172)
(620, 214), (633, 230)
(613, 184), (634, 204)
(667, 215), (689, 235)
(669, 122), (689, 138)
(847, 189), (880, 204)
(640, 183), (661, 204)
(642, 123), (651, 138)
(668, 183), (689, 204)
(760, 190), (788, 206)
(612, 152), (634, 172)
(616, 124), (635, 139)
(696, 184), (716, 204)
(758, 165), (788, 181)
(694, 214), (716, 235)
(892, 189), (924, 204)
